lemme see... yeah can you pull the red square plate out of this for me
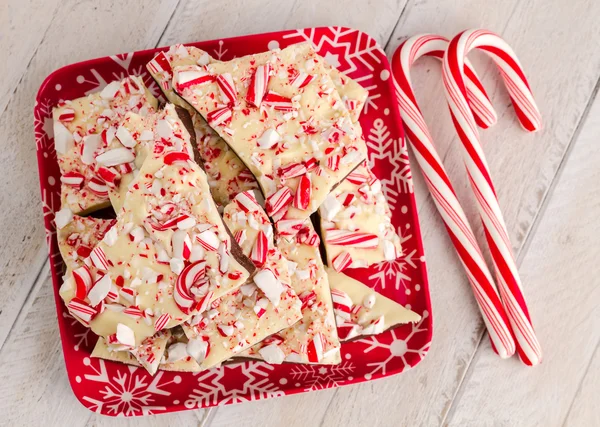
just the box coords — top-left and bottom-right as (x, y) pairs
(34, 26), (432, 416)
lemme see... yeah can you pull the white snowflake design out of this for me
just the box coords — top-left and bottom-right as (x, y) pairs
(62, 311), (92, 351)
(290, 361), (355, 391)
(82, 358), (177, 416)
(368, 228), (417, 292)
(185, 361), (283, 408)
(213, 40), (228, 60)
(358, 313), (430, 376)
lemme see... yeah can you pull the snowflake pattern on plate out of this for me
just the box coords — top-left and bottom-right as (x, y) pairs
(34, 27), (431, 417)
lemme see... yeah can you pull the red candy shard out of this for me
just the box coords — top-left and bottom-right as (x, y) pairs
(164, 151), (191, 165)
(61, 171), (85, 188)
(331, 251), (353, 272)
(250, 230), (268, 267)
(262, 91), (294, 112)
(293, 174), (311, 210)
(246, 63), (271, 107)
(207, 106), (233, 127)
(326, 230), (379, 248)
(73, 265), (93, 299)
(216, 73), (238, 105)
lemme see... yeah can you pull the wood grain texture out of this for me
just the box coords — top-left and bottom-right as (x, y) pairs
(0, 0), (182, 349)
(564, 345), (600, 427)
(445, 92), (600, 427)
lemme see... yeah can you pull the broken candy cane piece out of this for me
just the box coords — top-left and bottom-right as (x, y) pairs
(337, 321), (362, 340)
(250, 230), (268, 267)
(331, 251), (353, 272)
(55, 207), (74, 229)
(262, 91), (294, 112)
(163, 151), (191, 165)
(258, 343), (286, 364)
(175, 67), (213, 90)
(73, 265), (93, 299)
(235, 191), (261, 213)
(279, 163), (307, 179)
(293, 174), (311, 210)
(96, 167), (120, 187)
(266, 187), (292, 219)
(88, 177), (109, 197)
(186, 337), (209, 363)
(254, 268), (284, 307)
(326, 230), (379, 248)
(172, 230), (192, 260)
(100, 81), (121, 100)
(257, 128), (280, 149)
(216, 73), (238, 105)
(234, 229), (247, 246)
(53, 121), (74, 155)
(58, 108), (75, 122)
(174, 260), (211, 314)
(331, 288), (353, 320)
(115, 323), (136, 348)
(290, 72), (315, 89)
(89, 246), (109, 271)
(276, 219), (305, 237)
(147, 51), (172, 75)
(246, 63), (271, 107)
(67, 298), (98, 323)
(60, 171), (85, 189)
(95, 147), (135, 167)
(116, 125), (137, 148)
(253, 297), (269, 318)
(87, 274), (112, 306)
(154, 313), (171, 331)
(207, 106), (232, 127)
(196, 229), (220, 252)
(306, 332), (324, 363)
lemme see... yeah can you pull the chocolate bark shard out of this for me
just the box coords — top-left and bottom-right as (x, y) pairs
(180, 190), (303, 370)
(63, 109), (252, 346)
(325, 267), (421, 341)
(320, 162), (403, 271)
(147, 45), (258, 206)
(53, 76), (158, 214)
(172, 43), (368, 237)
(239, 221), (341, 364)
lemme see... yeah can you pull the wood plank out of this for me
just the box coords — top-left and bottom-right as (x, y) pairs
(0, 0), (181, 350)
(564, 345), (600, 427)
(158, 0), (405, 47)
(445, 91), (600, 426)
(0, 0), (61, 115)
(318, 0), (600, 425)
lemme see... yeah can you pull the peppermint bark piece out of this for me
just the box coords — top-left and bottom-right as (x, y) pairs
(147, 45), (258, 206)
(327, 67), (368, 123)
(181, 191), (303, 369)
(109, 103), (197, 212)
(240, 222), (341, 364)
(320, 162), (403, 271)
(325, 267), (421, 340)
(57, 215), (115, 303)
(53, 76), (158, 214)
(92, 327), (203, 372)
(63, 135), (252, 347)
(172, 42), (368, 237)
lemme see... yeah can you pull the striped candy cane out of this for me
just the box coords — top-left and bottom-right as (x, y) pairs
(443, 29), (542, 365)
(392, 34), (516, 359)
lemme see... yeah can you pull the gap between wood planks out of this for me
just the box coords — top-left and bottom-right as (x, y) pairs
(561, 341), (600, 427)
(440, 74), (600, 426)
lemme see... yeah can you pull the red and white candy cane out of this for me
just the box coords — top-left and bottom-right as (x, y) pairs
(392, 34), (516, 359)
(442, 29), (542, 365)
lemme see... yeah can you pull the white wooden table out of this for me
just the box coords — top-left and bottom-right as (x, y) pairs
(1, 0), (598, 425)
